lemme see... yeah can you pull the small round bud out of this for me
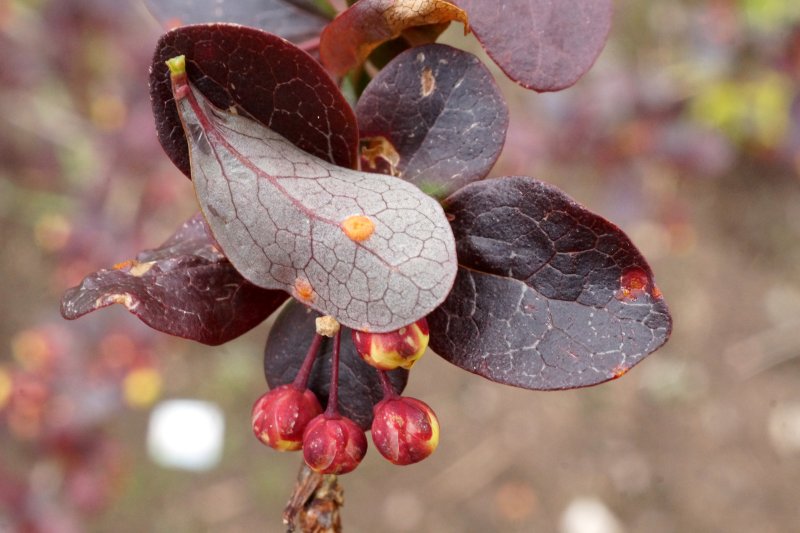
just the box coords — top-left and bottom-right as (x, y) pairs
(352, 318), (429, 370)
(371, 396), (439, 465)
(251, 384), (322, 451)
(302, 415), (368, 474)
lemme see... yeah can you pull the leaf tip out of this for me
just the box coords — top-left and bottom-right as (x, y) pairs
(165, 54), (186, 76)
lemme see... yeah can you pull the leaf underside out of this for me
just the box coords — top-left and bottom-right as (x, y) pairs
(264, 301), (408, 430)
(320, 0), (469, 76)
(356, 43), (508, 200)
(61, 213), (287, 346)
(453, 0), (612, 92)
(172, 76), (458, 332)
(428, 176), (672, 390)
(150, 24), (359, 180)
(144, 0), (329, 43)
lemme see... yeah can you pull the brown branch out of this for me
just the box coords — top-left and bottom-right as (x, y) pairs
(284, 462), (343, 533)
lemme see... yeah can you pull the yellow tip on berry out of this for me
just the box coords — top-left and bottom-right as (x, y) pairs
(165, 55), (186, 76)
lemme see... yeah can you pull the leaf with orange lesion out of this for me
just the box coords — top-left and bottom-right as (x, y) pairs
(320, 0), (469, 76)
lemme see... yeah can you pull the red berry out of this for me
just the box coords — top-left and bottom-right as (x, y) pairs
(352, 318), (430, 370)
(371, 396), (439, 465)
(251, 384), (322, 451)
(302, 415), (367, 474)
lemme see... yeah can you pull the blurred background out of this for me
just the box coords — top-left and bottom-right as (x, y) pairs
(1, 0), (800, 531)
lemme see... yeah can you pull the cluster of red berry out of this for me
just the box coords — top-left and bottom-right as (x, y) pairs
(250, 317), (439, 474)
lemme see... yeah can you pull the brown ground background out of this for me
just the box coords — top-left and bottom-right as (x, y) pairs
(2, 1), (800, 532)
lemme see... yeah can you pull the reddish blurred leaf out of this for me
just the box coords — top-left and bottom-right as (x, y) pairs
(61, 213), (287, 346)
(356, 44), (508, 199)
(264, 301), (407, 430)
(170, 73), (457, 332)
(320, 0), (469, 76)
(150, 24), (359, 180)
(453, 0), (612, 91)
(428, 177), (671, 390)
(144, 0), (331, 42)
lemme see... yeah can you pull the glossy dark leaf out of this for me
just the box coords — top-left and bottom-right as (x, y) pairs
(428, 176), (672, 390)
(61, 213), (287, 346)
(170, 72), (458, 332)
(150, 24), (359, 180)
(320, 0), (469, 76)
(264, 301), (408, 430)
(144, 0), (330, 42)
(453, 0), (612, 92)
(356, 44), (508, 199)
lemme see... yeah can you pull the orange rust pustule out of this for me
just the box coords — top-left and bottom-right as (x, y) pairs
(113, 260), (135, 271)
(652, 285), (663, 299)
(341, 215), (375, 242)
(617, 267), (651, 301)
(611, 365), (628, 379)
(294, 278), (315, 302)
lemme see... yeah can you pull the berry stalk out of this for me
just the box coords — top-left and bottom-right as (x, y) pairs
(324, 330), (342, 419)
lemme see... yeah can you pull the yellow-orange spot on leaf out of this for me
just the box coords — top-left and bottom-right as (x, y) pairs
(294, 278), (315, 302)
(361, 136), (400, 176)
(652, 285), (663, 299)
(341, 215), (375, 242)
(421, 67), (435, 97)
(101, 293), (136, 309)
(113, 259), (135, 270)
(129, 261), (155, 277)
(617, 268), (651, 301)
(315, 316), (340, 337)
(611, 365), (628, 379)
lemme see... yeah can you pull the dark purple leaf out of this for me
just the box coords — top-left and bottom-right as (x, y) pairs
(150, 24), (359, 180)
(356, 44), (508, 199)
(61, 213), (287, 346)
(428, 176), (671, 390)
(264, 301), (408, 430)
(144, 0), (330, 43)
(170, 71), (457, 332)
(453, 0), (612, 92)
(319, 0), (469, 76)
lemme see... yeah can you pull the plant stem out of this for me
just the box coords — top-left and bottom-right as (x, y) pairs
(324, 330), (342, 418)
(293, 333), (324, 390)
(377, 369), (398, 400)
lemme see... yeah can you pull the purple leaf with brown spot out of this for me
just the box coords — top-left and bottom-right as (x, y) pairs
(61, 213), (287, 346)
(428, 176), (671, 390)
(144, 0), (330, 43)
(264, 301), (408, 430)
(170, 71), (457, 332)
(150, 24), (359, 179)
(453, 0), (612, 92)
(356, 44), (508, 199)
(320, 0), (469, 76)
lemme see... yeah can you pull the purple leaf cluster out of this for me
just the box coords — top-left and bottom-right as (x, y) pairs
(62, 0), (671, 426)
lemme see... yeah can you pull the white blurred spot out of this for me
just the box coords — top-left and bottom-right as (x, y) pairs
(560, 497), (625, 533)
(768, 402), (800, 454)
(147, 400), (225, 471)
